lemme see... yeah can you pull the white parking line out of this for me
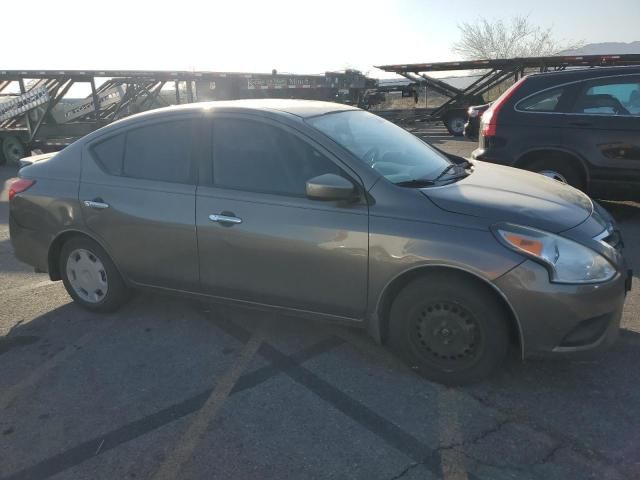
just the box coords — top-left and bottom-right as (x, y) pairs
(151, 322), (268, 480)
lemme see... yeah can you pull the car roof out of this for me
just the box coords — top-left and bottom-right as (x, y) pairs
(134, 99), (357, 120)
(81, 99), (359, 144)
(527, 65), (640, 81)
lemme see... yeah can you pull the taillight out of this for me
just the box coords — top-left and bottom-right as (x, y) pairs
(481, 77), (527, 138)
(8, 178), (35, 201)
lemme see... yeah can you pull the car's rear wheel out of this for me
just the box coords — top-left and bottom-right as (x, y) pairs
(388, 276), (509, 385)
(60, 237), (128, 312)
(1, 135), (26, 166)
(524, 158), (586, 191)
(444, 115), (466, 136)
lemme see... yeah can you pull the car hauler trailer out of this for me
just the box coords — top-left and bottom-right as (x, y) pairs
(0, 69), (374, 165)
(376, 54), (640, 136)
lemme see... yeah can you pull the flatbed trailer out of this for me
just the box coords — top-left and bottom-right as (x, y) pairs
(0, 69), (373, 165)
(376, 54), (640, 135)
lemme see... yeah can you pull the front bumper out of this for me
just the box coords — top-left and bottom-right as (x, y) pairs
(495, 259), (630, 359)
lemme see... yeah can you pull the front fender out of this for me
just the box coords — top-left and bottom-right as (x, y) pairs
(366, 214), (525, 347)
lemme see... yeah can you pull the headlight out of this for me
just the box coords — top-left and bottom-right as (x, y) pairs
(493, 224), (616, 284)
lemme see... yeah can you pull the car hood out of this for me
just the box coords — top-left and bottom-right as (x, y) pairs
(422, 161), (593, 233)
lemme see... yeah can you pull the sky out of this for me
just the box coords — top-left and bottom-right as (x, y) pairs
(3, 0), (639, 78)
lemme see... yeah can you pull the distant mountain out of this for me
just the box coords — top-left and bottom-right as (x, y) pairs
(559, 41), (640, 55)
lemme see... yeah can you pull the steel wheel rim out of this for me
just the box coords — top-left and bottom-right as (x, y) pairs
(66, 249), (108, 303)
(410, 301), (483, 370)
(449, 118), (465, 134)
(538, 169), (568, 184)
(3, 137), (25, 164)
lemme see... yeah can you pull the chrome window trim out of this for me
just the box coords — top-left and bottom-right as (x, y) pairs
(514, 72), (640, 117)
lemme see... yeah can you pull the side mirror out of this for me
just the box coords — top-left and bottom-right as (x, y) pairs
(306, 173), (356, 201)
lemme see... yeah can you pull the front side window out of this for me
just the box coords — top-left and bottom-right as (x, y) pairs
(306, 110), (451, 185)
(517, 87), (565, 112)
(212, 118), (342, 196)
(574, 77), (640, 116)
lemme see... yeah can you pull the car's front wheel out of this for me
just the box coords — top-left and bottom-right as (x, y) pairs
(60, 237), (129, 312)
(388, 275), (510, 385)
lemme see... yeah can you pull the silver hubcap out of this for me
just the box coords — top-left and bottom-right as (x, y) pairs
(3, 137), (25, 164)
(449, 118), (465, 134)
(538, 169), (568, 184)
(66, 249), (108, 303)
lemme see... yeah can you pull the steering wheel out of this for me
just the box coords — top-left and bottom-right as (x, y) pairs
(362, 147), (380, 166)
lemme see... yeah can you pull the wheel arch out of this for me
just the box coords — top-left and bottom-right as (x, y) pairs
(514, 147), (590, 186)
(47, 229), (124, 283)
(372, 265), (525, 359)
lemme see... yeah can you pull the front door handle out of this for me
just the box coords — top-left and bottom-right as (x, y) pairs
(568, 121), (592, 127)
(209, 213), (242, 225)
(83, 199), (110, 210)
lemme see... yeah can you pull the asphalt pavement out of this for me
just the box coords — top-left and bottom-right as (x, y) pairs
(1, 125), (638, 480)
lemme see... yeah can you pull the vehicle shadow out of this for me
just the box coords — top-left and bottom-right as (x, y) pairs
(1, 291), (639, 478)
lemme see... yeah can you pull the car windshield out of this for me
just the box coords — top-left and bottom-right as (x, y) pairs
(307, 110), (452, 184)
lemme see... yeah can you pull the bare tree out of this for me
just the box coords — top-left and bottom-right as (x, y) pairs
(453, 16), (582, 59)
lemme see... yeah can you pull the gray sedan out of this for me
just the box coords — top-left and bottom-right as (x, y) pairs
(8, 100), (632, 384)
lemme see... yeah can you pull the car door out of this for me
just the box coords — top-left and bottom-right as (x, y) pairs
(196, 114), (369, 319)
(80, 117), (202, 291)
(563, 74), (640, 188)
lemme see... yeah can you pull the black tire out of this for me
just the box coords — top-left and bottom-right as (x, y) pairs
(388, 275), (509, 385)
(60, 237), (129, 313)
(524, 157), (586, 191)
(1, 135), (26, 167)
(444, 115), (466, 136)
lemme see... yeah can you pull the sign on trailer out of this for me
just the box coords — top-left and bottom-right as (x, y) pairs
(0, 86), (50, 122)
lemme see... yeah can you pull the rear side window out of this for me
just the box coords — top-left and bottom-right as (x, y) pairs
(124, 121), (195, 183)
(516, 87), (565, 112)
(92, 134), (125, 175)
(90, 120), (197, 183)
(212, 118), (342, 196)
(573, 77), (640, 116)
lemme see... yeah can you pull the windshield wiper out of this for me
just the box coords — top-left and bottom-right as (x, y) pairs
(395, 178), (436, 188)
(431, 160), (473, 182)
(395, 161), (473, 188)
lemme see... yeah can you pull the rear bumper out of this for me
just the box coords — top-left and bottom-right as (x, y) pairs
(9, 214), (51, 274)
(463, 119), (479, 140)
(495, 259), (630, 359)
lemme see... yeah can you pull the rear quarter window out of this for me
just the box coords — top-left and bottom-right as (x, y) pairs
(516, 87), (566, 112)
(91, 134), (125, 175)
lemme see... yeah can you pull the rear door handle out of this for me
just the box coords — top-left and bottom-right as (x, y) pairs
(83, 199), (110, 210)
(568, 121), (592, 127)
(209, 213), (242, 225)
